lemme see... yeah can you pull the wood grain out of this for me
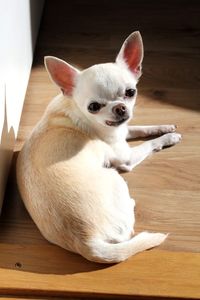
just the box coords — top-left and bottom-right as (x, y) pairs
(0, 0), (200, 298)
(0, 248), (200, 299)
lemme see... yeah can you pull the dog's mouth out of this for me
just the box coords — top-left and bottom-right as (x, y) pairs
(106, 117), (129, 127)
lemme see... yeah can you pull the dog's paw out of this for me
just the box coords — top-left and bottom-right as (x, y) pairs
(162, 132), (182, 146)
(118, 164), (133, 172)
(157, 124), (177, 135)
(146, 125), (177, 137)
(153, 132), (182, 152)
(118, 163), (133, 173)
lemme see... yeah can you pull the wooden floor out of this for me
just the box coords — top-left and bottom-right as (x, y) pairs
(0, 0), (200, 298)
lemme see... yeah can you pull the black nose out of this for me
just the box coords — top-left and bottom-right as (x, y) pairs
(112, 104), (127, 117)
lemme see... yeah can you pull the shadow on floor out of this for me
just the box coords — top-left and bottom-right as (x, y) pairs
(138, 85), (200, 112)
(32, 0), (200, 112)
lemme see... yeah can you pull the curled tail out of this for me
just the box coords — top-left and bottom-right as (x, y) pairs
(80, 232), (167, 263)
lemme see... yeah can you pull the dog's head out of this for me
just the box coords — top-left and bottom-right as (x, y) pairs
(45, 31), (143, 128)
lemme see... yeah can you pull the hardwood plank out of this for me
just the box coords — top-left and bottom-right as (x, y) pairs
(0, 250), (199, 299)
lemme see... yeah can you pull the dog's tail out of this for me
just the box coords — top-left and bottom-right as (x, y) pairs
(80, 232), (167, 263)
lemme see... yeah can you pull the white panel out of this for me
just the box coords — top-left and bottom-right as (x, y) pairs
(0, 0), (45, 212)
(0, 86), (15, 212)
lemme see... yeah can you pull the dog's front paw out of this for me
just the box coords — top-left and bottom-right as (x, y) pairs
(162, 132), (182, 146)
(153, 132), (182, 152)
(157, 124), (177, 135)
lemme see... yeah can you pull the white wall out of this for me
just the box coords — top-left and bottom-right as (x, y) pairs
(0, 0), (45, 213)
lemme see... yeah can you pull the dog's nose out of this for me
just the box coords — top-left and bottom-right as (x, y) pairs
(112, 104), (127, 117)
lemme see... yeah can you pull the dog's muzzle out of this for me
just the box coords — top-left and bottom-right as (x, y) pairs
(112, 104), (127, 118)
(105, 104), (129, 127)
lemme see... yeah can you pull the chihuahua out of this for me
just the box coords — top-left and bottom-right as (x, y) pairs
(17, 32), (181, 263)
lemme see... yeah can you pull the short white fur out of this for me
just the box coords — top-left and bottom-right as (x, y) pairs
(17, 31), (181, 263)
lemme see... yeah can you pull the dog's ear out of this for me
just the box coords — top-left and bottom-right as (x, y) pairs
(44, 56), (80, 95)
(116, 31), (144, 78)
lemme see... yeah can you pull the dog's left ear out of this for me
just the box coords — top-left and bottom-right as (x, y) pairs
(116, 31), (144, 78)
(44, 56), (80, 96)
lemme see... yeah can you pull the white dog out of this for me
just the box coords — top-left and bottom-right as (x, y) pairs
(17, 32), (181, 263)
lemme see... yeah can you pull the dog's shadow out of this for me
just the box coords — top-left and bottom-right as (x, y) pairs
(0, 152), (111, 275)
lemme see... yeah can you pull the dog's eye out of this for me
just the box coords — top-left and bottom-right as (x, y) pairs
(88, 102), (102, 113)
(125, 89), (136, 98)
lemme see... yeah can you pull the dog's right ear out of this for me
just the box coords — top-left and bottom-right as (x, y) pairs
(116, 31), (144, 79)
(44, 56), (80, 96)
